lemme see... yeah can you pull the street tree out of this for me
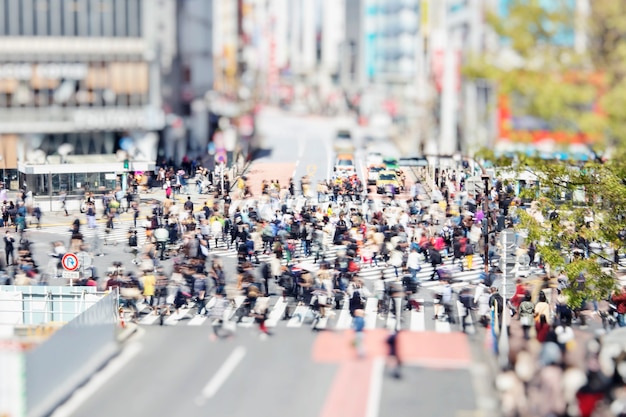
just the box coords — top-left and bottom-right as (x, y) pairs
(465, 0), (626, 305)
(496, 154), (626, 307)
(464, 0), (606, 147)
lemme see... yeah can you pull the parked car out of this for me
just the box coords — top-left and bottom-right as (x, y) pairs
(335, 154), (355, 177)
(383, 157), (399, 171)
(333, 130), (355, 153)
(367, 152), (383, 168)
(367, 164), (386, 185)
(376, 170), (400, 194)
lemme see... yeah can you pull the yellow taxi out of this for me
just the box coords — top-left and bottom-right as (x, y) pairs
(376, 170), (400, 194)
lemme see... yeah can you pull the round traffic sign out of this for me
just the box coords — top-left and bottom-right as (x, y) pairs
(61, 253), (80, 271)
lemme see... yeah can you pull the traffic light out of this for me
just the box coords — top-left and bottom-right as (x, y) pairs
(123, 159), (129, 170)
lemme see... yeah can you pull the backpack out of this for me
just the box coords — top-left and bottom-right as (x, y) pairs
(519, 300), (534, 316)
(350, 291), (365, 312)
(279, 273), (294, 290)
(460, 293), (474, 309)
(430, 250), (442, 265)
(128, 234), (138, 247)
(489, 293), (503, 314)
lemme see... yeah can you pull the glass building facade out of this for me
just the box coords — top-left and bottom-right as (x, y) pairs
(363, 0), (420, 82)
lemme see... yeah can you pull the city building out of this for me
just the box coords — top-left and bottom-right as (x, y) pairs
(0, 0), (176, 194)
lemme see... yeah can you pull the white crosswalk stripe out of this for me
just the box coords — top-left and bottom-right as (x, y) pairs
(409, 299), (425, 332)
(265, 297), (288, 327)
(364, 297), (378, 329)
(335, 295), (352, 330)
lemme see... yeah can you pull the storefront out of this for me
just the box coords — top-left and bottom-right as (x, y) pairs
(18, 155), (156, 196)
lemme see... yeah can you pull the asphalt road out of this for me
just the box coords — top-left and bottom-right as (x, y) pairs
(18, 109), (495, 417)
(53, 326), (482, 417)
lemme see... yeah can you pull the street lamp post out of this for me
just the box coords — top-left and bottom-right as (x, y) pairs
(482, 174), (491, 274)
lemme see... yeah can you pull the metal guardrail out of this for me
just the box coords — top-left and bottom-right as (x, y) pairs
(0, 286), (104, 326)
(24, 288), (120, 417)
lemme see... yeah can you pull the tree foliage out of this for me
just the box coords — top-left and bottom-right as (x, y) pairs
(463, 0), (610, 146)
(500, 155), (626, 306)
(466, 0), (626, 305)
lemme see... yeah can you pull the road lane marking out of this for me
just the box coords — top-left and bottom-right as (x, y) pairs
(364, 297), (378, 329)
(138, 312), (161, 325)
(434, 317), (451, 333)
(164, 308), (190, 325)
(197, 346), (246, 404)
(266, 297), (287, 327)
(50, 342), (143, 417)
(188, 315), (208, 326)
(287, 305), (309, 327)
(365, 357), (385, 417)
(335, 295), (352, 330)
(292, 136), (307, 177)
(410, 299), (425, 332)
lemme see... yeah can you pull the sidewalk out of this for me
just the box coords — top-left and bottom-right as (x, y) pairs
(2, 161), (253, 229)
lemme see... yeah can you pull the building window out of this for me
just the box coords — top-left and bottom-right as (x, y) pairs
(114, 0), (127, 37)
(1, 0), (7, 35)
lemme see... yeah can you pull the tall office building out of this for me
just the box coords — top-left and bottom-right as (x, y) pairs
(343, 0), (421, 86)
(0, 0), (175, 193)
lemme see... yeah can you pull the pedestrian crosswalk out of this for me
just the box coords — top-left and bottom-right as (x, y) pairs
(133, 293), (481, 334)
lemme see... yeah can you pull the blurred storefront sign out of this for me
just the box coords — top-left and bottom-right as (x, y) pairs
(0, 63), (88, 80)
(0, 108), (164, 133)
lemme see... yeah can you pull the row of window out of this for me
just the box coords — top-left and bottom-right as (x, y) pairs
(0, 0), (143, 37)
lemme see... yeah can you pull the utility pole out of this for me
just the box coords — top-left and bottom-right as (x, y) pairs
(499, 228), (516, 369)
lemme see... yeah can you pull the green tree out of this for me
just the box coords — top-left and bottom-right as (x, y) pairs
(466, 1), (626, 305)
(499, 155), (626, 307)
(464, 0), (606, 146)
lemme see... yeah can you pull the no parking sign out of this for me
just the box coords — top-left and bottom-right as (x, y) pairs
(61, 253), (79, 271)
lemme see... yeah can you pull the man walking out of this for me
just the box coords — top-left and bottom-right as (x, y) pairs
(32, 205), (42, 229)
(386, 329), (402, 379)
(60, 191), (69, 216)
(184, 196), (194, 214)
(4, 231), (15, 266)
(407, 247), (421, 283)
(428, 245), (443, 280)
(194, 274), (208, 316)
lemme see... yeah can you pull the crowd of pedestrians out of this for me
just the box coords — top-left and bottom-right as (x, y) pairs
(4, 155), (626, 416)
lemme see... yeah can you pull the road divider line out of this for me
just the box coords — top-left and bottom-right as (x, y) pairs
(266, 297), (287, 327)
(197, 346), (246, 403)
(365, 357), (384, 417)
(410, 299), (425, 332)
(50, 342), (143, 417)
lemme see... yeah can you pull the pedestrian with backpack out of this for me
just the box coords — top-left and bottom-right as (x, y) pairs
(261, 261), (272, 297)
(428, 245), (443, 280)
